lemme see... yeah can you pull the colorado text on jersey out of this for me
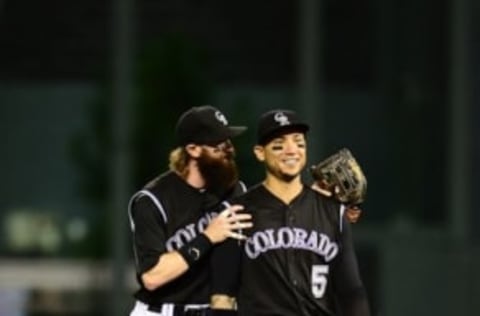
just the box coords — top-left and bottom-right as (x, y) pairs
(165, 212), (218, 251)
(244, 226), (339, 261)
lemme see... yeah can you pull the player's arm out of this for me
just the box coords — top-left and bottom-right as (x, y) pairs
(131, 196), (184, 290)
(141, 205), (251, 291)
(311, 183), (363, 223)
(209, 237), (242, 315)
(140, 251), (189, 290)
(132, 198), (251, 291)
(332, 219), (371, 316)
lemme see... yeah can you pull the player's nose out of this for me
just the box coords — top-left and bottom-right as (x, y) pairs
(283, 139), (301, 153)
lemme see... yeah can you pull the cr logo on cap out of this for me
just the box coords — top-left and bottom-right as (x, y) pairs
(215, 111), (228, 126)
(274, 112), (290, 126)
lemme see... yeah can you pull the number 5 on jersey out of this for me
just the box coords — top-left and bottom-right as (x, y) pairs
(311, 264), (329, 298)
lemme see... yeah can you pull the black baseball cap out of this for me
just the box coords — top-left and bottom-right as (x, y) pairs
(176, 105), (247, 146)
(257, 109), (310, 145)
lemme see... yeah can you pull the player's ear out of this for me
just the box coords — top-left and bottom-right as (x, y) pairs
(185, 144), (202, 158)
(253, 145), (265, 162)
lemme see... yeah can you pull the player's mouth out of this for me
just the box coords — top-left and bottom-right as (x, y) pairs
(281, 158), (300, 167)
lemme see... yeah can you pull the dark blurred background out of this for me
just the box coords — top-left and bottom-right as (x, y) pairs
(0, 0), (478, 315)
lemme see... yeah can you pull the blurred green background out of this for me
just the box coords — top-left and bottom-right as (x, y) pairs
(0, 0), (478, 315)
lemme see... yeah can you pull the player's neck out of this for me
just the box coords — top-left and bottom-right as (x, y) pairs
(183, 162), (206, 189)
(263, 175), (303, 204)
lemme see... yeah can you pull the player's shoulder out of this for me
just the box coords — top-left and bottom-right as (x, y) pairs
(304, 184), (342, 211)
(230, 183), (264, 204)
(228, 180), (248, 198)
(304, 184), (334, 201)
(143, 171), (177, 190)
(130, 171), (182, 207)
(144, 171), (194, 199)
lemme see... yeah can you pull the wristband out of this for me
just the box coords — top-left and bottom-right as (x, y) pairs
(178, 233), (213, 266)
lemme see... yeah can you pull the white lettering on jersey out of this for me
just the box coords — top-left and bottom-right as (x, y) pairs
(244, 227), (339, 262)
(165, 212), (218, 251)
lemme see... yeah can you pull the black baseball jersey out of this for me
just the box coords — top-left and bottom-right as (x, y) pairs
(211, 183), (370, 316)
(128, 171), (247, 307)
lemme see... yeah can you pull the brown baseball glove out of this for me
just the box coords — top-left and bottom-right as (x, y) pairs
(310, 148), (367, 206)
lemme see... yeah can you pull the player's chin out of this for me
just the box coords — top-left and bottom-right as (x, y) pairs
(282, 164), (303, 175)
(279, 170), (301, 182)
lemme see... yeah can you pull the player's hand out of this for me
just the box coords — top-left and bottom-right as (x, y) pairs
(312, 182), (362, 224)
(345, 206), (362, 223)
(311, 181), (340, 197)
(311, 182), (332, 197)
(203, 205), (252, 243)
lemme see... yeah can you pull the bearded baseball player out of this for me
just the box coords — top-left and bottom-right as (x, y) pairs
(128, 105), (252, 316)
(210, 109), (371, 316)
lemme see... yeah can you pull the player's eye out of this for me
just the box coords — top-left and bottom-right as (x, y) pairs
(271, 145), (284, 151)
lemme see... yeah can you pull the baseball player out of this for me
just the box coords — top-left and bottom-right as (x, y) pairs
(128, 105), (252, 316)
(210, 109), (370, 316)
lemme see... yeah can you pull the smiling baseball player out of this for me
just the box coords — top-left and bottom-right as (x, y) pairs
(210, 109), (371, 316)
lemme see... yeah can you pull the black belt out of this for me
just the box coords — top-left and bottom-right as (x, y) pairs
(182, 309), (209, 316)
(147, 304), (210, 316)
